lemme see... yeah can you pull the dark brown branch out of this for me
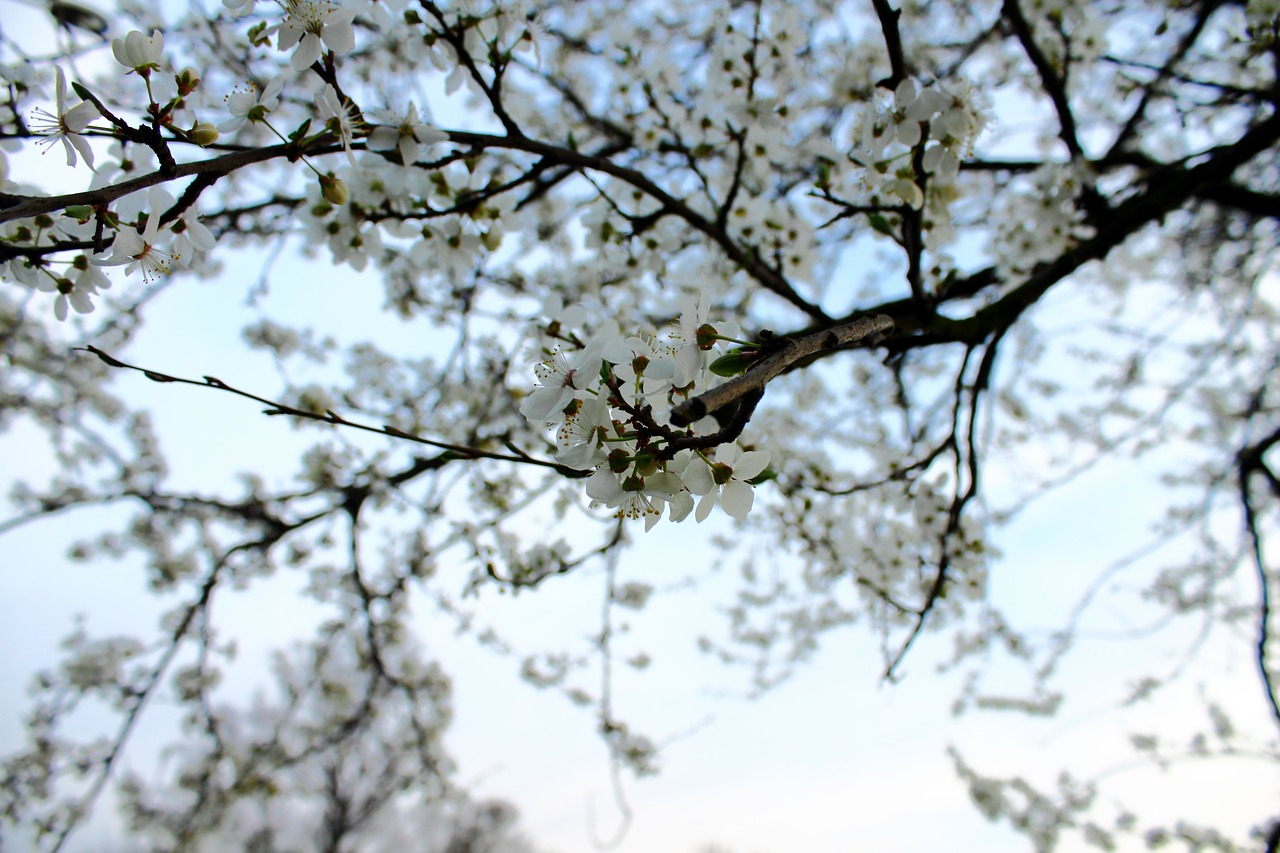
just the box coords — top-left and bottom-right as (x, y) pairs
(871, 0), (910, 90)
(0, 141), (329, 225)
(1196, 183), (1280, 219)
(879, 109), (1280, 349)
(445, 130), (832, 322)
(1002, 0), (1086, 162)
(1237, 425), (1280, 733)
(1105, 0), (1222, 159)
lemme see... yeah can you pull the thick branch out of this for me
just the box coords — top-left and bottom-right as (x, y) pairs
(669, 315), (894, 427)
(0, 141), (328, 225)
(870, 109), (1280, 349)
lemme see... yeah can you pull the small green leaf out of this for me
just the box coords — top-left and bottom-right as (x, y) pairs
(289, 119), (312, 141)
(746, 467), (777, 486)
(867, 213), (895, 236)
(71, 81), (92, 101)
(248, 21), (270, 45)
(710, 350), (756, 377)
(63, 205), (93, 222)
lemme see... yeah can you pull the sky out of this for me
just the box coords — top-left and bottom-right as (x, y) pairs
(3, 214), (1276, 852)
(2, 1), (1278, 851)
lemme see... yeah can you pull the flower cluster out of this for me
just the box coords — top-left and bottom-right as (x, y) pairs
(988, 162), (1095, 278)
(520, 290), (772, 530)
(847, 78), (990, 248)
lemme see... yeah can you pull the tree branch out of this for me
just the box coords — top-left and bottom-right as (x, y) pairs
(669, 315), (894, 427)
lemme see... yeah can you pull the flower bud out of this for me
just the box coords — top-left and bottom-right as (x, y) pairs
(176, 67), (201, 95)
(632, 448), (658, 477)
(188, 121), (219, 146)
(607, 449), (630, 474)
(319, 174), (349, 206)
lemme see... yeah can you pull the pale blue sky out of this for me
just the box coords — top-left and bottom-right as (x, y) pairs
(1, 2), (1277, 850)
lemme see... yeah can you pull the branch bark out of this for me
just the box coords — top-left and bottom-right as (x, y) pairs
(669, 314), (895, 428)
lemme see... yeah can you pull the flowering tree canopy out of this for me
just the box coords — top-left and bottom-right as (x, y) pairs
(2, 0), (1279, 849)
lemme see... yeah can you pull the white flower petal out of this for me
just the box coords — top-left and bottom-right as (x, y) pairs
(720, 480), (755, 520)
(733, 450), (770, 482)
(694, 491), (716, 523)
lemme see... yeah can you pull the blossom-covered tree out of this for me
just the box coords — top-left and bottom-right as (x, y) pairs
(2, 0), (1278, 849)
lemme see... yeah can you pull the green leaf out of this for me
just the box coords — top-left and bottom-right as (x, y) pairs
(746, 467), (777, 486)
(867, 213), (895, 236)
(815, 161), (830, 190)
(710, 350), (756, 377)
(248, 21), (270, 46)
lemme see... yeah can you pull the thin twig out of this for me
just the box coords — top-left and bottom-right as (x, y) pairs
(74, 345), (588, 477)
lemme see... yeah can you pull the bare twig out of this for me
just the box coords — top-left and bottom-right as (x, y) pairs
(74, 345), (588, 478)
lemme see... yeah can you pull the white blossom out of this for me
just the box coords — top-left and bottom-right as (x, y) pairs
(29, 68), (99, 169)
(682, 445), (770, 522)
(520, 344), (603, 424)
(220, 76), (283, 133)
(111, 30), (164, 76)
(277, 0), (357, 70)
(316, 83), (361, 166)
(366, 102), (449, 166)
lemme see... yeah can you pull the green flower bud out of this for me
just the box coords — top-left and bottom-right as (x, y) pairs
(607, 449), (630, 474)
(176, 67), (201, 95)
(188, 121), (219, 146)
(319, 174), (349, 206)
